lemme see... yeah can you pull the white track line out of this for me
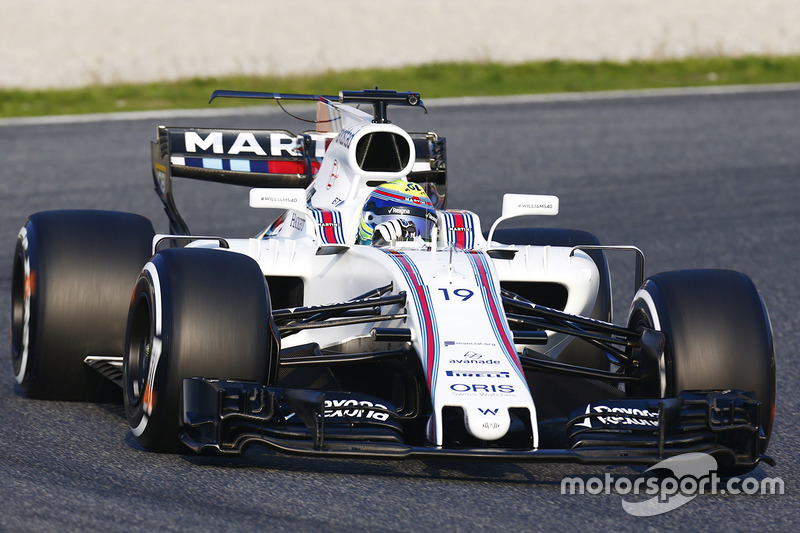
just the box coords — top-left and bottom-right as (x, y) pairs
(3, 82), (800, 127)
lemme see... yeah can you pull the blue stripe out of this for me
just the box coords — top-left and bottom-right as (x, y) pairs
(182, 157), (272, 173)
(203, 158), (223, 170)
(334, 212), (345, 243)
(310, 209), (346, 244)
(230, 159), (251, 172)
(380, 250), (440, 441)
(466, 252), (526, 383)
(443, 211), (475, 250)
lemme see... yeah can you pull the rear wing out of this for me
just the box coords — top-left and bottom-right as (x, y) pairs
(151, 125), (447, 235)
(151, 125), (329, 234)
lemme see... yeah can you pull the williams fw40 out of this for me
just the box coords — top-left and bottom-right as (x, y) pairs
(10, 89), (775, 475)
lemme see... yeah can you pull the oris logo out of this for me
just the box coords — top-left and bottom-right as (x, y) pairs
(450, 384), (515, 394)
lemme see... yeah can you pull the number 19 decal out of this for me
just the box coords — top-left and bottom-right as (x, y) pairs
(438, 288), (474, 301)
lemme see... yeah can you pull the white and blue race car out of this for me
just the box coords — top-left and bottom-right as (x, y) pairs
(11, 89), (775, 475)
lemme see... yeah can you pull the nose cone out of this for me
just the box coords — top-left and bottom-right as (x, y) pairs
(463, 406), (511, 441)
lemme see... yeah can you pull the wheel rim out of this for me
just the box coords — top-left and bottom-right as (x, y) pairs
(10, 250), (28, 374)
(126, 291), (154, 412)
(627, 289), (669, 399)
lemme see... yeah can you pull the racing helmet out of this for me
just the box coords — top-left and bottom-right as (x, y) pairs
(358, 179), (437, 245)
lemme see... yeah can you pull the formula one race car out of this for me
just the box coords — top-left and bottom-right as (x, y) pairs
(10, 89), (776, 475)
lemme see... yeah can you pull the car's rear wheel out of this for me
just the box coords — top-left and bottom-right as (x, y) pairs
(628, 269), (776, 459)
(124, 248), (279, 453)
(11, 210), (155, 401)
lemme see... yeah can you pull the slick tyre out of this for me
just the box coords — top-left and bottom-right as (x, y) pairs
(490, 228), (612, 369)
(124, 248), (279, 453)
(628, 269), (776, 449)
(11, 210), (155, 401)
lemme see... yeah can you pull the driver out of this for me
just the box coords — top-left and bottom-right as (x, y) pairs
(358, 179), (437, 246)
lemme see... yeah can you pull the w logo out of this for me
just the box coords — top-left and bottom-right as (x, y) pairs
(478, 408), (499, 416)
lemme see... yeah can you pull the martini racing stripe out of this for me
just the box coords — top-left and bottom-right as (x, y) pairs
(465, 251), (526, 381)
(442, 210), (475, 250)
(310, 208), (346, 244)
(172, 156), (319, 175)
(380, 249), (440, 441)
(380, 250), (439, 383)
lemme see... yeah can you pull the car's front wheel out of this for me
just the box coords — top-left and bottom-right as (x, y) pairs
(628, 269), (776, 461)
(124, 248), (279, 453)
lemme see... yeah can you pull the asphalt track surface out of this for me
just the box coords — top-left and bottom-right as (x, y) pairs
(1, 88), (799, 531)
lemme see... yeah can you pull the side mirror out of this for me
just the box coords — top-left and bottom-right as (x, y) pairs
(487, 194), (560, 244)
(250, 187), (322, 243)
(249, 188), (308, 212)
(500, 193), (559, 217)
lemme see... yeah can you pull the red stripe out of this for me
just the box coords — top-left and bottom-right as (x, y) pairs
(391, 251), (436, 383)
(322, 211), (337, 243)
(386, 249), (439, 442)
(454, 212), (466, 250)
(268, 161), (321, 174)
(469, 252), (523, 373)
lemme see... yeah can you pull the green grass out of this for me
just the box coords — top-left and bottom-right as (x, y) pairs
(2, 55), (800, 118)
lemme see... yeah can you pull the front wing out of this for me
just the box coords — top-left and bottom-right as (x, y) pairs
(180, 378), (772, 471)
